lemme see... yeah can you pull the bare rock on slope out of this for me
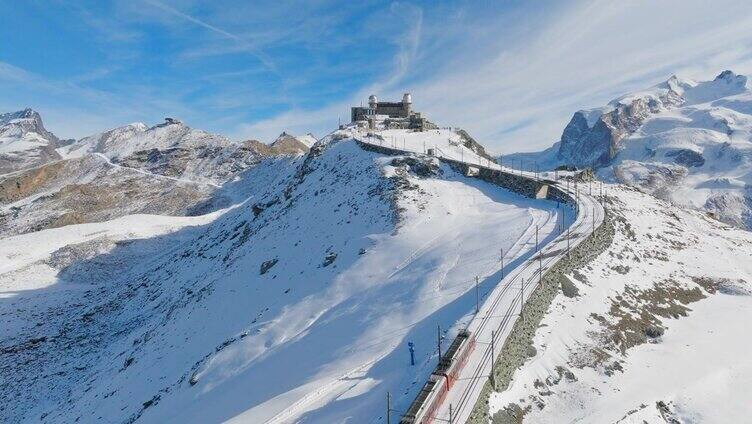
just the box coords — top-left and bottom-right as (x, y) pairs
(0, 154), (216, 236)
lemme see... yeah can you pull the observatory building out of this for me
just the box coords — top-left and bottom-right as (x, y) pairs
(351, 93), (437, 131)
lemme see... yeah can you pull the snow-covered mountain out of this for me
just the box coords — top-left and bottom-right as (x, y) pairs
(0, 128), (560, 423)
(283, 131), (318, 148)
(59, 119), (309, 186)
(0, 108), (64, 174)
(0, 112), (311, 235)
(506, 71), (752, 229)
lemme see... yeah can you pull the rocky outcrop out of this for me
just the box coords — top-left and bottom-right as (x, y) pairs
(0, 154), (217, 236)
(457, 129), (495, 162)
(558, 96), (668, 167)
(242, 132), (310, 157)
(556, 71), (749, 169)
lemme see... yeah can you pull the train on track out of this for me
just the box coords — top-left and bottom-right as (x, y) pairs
(399, 329), (476, 424)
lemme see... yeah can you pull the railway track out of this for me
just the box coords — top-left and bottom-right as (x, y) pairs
(354, 134), (604, 424)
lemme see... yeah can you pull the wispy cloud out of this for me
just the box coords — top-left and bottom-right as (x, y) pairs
(5, 0), (752, 151)
(143, 0), (278, 73)
(245, 0), (752, 153)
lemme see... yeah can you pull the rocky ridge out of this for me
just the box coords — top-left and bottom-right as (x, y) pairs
(0, 111), (313, 235)
(506, 70), (752, 229)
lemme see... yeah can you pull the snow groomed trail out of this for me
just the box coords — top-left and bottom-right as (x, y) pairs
(354, 132), (605, 424)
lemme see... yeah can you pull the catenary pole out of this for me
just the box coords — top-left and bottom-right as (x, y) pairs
(386, 392), (391, 424)
(475, 276), (480, 313)
(520, 278), (525, 324)
(437, 325), (442, 360)
(500, 248), (504, 278)
(490, 330), (497, 390)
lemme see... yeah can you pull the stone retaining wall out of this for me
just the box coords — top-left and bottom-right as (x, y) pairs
(467, 207), (614, 424)
(356, 140), (572, 206)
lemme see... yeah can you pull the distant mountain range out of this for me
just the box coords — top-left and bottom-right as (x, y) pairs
(505, 70), (752, 229)
(0, 111), (314, 235)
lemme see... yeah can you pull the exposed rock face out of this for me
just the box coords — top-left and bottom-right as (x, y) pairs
(0, 155), (217, 236)
(703, 191), (752, 229)
(513, 70), (752, 230)
(242, 132), (311, 157)
(556, 71), (748, 169)
(61, 123), (311, 186)
(0, 108), (62, 174)
(63, 120), (274, 186)
(457, 129), (495, 162)
(558, 89), (676, 167)
(665, 148), (705, 168)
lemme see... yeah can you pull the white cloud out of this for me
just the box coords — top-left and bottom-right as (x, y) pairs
(243, 0), (752, 154)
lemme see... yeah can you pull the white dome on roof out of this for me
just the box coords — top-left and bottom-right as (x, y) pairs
(402, 93), (412, 104)
(368, 95), (378, 107)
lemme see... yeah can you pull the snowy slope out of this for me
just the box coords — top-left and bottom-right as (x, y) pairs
(0, 130), (561, 423)
(360, 127), (498, 168)
(488, 185), (752, 423)
(505, 71), (752, 229)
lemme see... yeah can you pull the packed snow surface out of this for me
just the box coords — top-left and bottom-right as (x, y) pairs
(0, 130), (561, 423)
(488, 185), (752, 423)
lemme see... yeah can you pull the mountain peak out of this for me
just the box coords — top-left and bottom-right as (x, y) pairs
(715, 69), (737, 81)
(712, 69), (747, 88)
(0, 108), (41, 126)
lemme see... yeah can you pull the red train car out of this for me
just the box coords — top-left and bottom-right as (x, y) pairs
(399, 330), (476, 424)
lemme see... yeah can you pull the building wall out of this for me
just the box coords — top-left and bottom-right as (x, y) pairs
(352, 96), (434, 130)
(375, 102), (409, 118)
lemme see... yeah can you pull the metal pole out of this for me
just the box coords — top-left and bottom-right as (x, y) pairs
(491, 330), (496, 390)
(387, 392), (391, 424)
(449, 404), (454, 424)
(539, 251), (542, 285)
(520, 278), (525, 324)
(437, 325), (442, 360)
(535, 225), (538, 252)
(475, 276), (480, 313)
(500, 248), (504, 279)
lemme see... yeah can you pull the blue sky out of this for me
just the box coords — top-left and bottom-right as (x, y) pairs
(3, 1), (752, 152)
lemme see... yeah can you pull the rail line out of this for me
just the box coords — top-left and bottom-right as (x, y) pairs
(354, 132), (604, 424)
